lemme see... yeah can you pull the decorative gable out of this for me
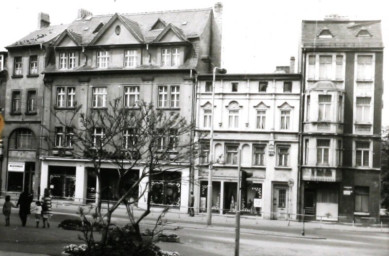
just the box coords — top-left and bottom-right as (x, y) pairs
(317, 28), (333, 38)
(254, 102), (270, 109)
(58, 36), (78, 47)
(54, 30), (82, 47)
(153, 24), (187, 43)
(90, 13), (144, 46)
(278, 102), (294, 109)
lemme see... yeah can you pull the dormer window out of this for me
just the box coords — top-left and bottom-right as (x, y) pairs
(318, 28), (333, 39)
(161, 47), (180, 67)
(97, 51), (109, 68)
(151, 19), (166, 30)
(356, 29), (372, 37)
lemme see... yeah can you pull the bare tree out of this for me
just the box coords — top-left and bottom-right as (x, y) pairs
(45, 99), (197, 253)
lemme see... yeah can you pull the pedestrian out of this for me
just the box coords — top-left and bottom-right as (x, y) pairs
(188, 191), (195, 217)
(41, 188), (52, 228)
(2, 195), (17, 226)
(31, 200), (42, 228)
(16, 191), (33, 227)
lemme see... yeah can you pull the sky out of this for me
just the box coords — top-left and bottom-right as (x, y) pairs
(0, 0), (387, 125)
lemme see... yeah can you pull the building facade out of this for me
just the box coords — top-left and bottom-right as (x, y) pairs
(299, 18), (383, 222)
(196, 70), (301, 219)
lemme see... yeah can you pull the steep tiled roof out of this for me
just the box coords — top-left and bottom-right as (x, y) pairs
(7, 24), (69, 48)
(301, 20), (383, 48)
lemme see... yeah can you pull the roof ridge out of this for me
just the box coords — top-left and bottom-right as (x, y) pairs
(88, 7), (212, 19)
(302, 20), (381, 23)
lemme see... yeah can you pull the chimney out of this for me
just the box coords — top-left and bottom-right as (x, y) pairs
(290, 56), (295, 74)
(38, 12), (50, 29)
(77, 9), (93, 20)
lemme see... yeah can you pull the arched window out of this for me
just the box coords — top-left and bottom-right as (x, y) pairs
(226, 101), (242, 128)
(8, 128), (36, 150)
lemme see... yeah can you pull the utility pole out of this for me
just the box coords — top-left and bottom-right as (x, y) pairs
(235, 147), (241, 256)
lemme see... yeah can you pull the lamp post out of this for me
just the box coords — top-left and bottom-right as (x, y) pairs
(206, 66), (227, 226)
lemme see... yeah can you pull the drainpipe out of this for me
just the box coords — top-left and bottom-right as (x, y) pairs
(297, 49), (307, 221)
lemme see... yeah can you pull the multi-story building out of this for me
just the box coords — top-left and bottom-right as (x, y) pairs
(34, 6), (222, 213)
(0, 50), (7, 184)
(1, 13), (67, 196)
(196, 62), (301, 219)
(299, 18), (383, 222)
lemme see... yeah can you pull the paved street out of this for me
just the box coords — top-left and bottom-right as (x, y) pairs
(0, 204), (388, 256)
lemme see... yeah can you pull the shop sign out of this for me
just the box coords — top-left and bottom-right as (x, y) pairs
(253, 198), (262, 207)
(8, 162), (25, 172)
(343, 186), (353, 196)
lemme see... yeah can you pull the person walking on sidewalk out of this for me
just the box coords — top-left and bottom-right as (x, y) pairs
(31, 200), (42, 228)
(188, 191), (195, 217)
(16, 191), (33, 227)
(41, 188), (52, 228)
(2, 195), (17, 226)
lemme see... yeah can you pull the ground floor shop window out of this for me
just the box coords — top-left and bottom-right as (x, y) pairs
(7, 172), (24, 191)
(7, 162), (35, 192)
(150, 172), (181, 207)
(355, 186), (369, 213)
(241, 183), (262, 216)
(49, 166), (76, 199)
(199, 181), (221, 213)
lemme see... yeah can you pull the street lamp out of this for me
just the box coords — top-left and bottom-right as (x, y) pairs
(206, 65), (227, 226)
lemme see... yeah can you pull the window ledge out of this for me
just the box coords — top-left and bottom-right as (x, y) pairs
(156, 107), (180, 111)
(274, 167), (292, 171)
(11, 75), (23, 79)
(91, 107), (108, 110)
(354, 212), (370, 216)
(10, 112), (22, 116)
(356, 79), (373, 83)
(354, 122), (372, 126)
(25, 112), (37, 115)
(27, 74), (39, 78)
(54, 106), (77, 110)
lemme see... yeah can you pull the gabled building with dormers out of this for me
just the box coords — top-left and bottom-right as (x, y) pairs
(196, 62), (301, 219)
(299, 18), (383, 222)
(32, 5), (223, 213)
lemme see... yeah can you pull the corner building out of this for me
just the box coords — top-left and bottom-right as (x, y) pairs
(300, 18), (383, 222)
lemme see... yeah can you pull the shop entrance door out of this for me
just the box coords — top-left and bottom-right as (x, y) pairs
(304, 189), (316, 220)
(272, 185), (288, 220)
(224, 182), (237, 214)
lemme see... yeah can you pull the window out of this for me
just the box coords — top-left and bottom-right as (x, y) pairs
(97, 51), (109, 68)
(0, 54), (4, 70)
(26, 90), (37, 113)
(55, 127), (65, 147)
(150, 172), (181, 207)
(124, 50), (137, 68)
(357, 55), (373, 81)
(304, 139), (309, 165)
(231, 82), (238, 92)
(157, 129), (168, 151)
(29, 55), (38, 75)
(336, 55), (344, 80)
(259, 82), (268, 92)
(338, 95), (343, 122)
(158, 85), (180, 108)
(277, 146), (289, 167)
(203, 109), (212, 128)
(318, 95), (332, 121)
(59, 52), (77, 69)
(317, 139), (330, 165)
(226, 145), (238, 165)
(11, 91), (21, 114)
(283, 82), (292, 92)
(56, 87), (76, 108)
(318, 29), (333, 38)
(253, 145), (265, 166)
(123, 128), (138, 149)
(92, 87), (107, 108)
(205, 82), (212, 92)
(228, 110), (239, 128)
(199, 141), (210, 164)
(14, 57), (23, 76)
(170, 86), (180, 108)
(161, 48), (180, 66)
(356, 97), (371, 123)
(124, 86), (139, 107)
(278, 189), (286, 208)
(9, 129), (35, 149)
(319, 55), (332, 80)
(256, 110), (266, 129)
(168, 129), (178, 151)
(356, 141), (370, 167)
(158, 86), (168, 107)
(93, 128), (105, 148)
(337, 139), (343, 166)
(280, 110), (290, 130)
(355, 186), (369, 212)
(306, 95), (310, 121)
(308, 55), (316, 79)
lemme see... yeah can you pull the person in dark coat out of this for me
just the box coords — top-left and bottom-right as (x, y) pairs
(16, 191), (33, 227)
